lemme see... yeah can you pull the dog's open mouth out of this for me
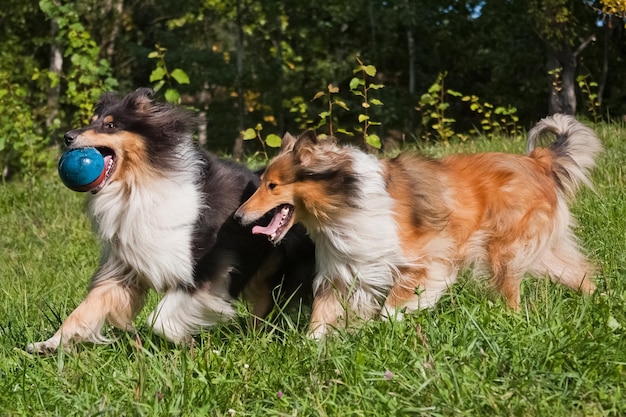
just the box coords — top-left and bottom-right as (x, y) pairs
(252, 204), (294, 243)
(91, 147), (116, 194)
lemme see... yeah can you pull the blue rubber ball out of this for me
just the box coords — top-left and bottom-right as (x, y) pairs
(58, 147), (106, 192)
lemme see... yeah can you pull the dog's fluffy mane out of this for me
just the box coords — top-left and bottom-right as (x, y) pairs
(284, 134), (410, 319)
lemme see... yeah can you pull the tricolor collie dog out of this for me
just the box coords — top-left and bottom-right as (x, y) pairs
(235, 115), (602, 338)
(28, 88), (314, 354)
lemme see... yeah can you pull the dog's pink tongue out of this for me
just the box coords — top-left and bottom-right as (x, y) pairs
(252, 210), (283, 236)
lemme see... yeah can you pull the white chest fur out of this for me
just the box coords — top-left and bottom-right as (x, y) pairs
(87, 172), (201, 292)
(305, 150), (406, 304)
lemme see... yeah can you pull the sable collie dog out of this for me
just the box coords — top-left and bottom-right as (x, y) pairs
(28, 88), (314, 354)
(235, 115), (602, 338)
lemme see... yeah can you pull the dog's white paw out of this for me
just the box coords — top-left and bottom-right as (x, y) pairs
(307, 323), (330, 341)
(26, 339), (60, 355)
(380, 305), (404, 322)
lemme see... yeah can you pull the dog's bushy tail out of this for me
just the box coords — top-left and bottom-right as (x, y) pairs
(527, 114), (603, 199)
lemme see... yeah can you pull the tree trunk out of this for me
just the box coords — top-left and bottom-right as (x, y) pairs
(546, 35), (595, 115)
(46, 18), (63, 131)
(273, 7), (284, 133)
(368, 0), (378, 62)
(232, 0), (245, 161)
(407, 29), (415, 95)
(598, 16), (614, 106)
(196, 83), (211, 148)
(102, 0), (124, 62)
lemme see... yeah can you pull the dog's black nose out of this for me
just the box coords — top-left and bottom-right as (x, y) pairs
(63, 130), (79, 146)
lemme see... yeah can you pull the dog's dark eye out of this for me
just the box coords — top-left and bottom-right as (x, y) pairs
(104, 122), (115, 129)
(268, 182), (277, 190)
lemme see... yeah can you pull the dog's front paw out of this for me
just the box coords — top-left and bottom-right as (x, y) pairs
(307, 322), (330, 341)
(26, 341), (56, 355)
(26, 336), (63, 355)
(380, 305), (405, 322)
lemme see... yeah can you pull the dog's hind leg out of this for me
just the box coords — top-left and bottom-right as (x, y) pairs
(27, 279), (146, 354)
(534, 237), (596, 294)
(486, 242), (524, 310)
(491, 262), (524, 311)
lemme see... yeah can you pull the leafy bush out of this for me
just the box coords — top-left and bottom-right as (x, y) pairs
(0, 79), (53, 178)
(0, 0), (120, 178)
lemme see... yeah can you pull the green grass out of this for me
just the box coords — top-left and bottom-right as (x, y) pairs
(1, 123), (625, 416)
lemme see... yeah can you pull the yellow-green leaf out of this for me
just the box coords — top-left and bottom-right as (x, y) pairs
(334, 100), (349, 111)
(366, 134), (381, 149)
(171, 68), (190, 85)
(265, 134), (282, 148)
(164, 88), (180, 103)
(149, 67), (166, 82)
(336, 128), (354, 136)
(364, 65), (376, 77)
(242, 128), (257, 140)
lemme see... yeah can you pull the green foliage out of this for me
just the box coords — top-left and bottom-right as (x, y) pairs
(416, 73), (460, 143)
(0, 80), (54, 177)
(0, 0), (119, 178)
(462, 95), (520, 138)
(1, 0), (624, 175)
(528, 0), (589, 45)
(577, 74), (601, 123)
(241, 123), (282, 161)
(309, 58), (384, 148)
(286, 96), (314, 129)
(148, 44), (191, 104)
(38, 0), (118, 125)
(253, 58), (384, 152)
(312, 83), (349, 137)
(417, 73), (522, 143)
(349, 58), (384, 149)
(600, 0), (626, 20)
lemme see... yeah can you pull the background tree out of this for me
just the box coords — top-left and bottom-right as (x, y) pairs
(529, 0), (598, 115)
(1, 0), (625, 177)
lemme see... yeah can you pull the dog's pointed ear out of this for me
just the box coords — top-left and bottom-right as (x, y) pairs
(280, 132), (298, 154)
(127, 88), (154, 113)
(293, 130), (319, 167)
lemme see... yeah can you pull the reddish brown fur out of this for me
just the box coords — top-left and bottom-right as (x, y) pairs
(384, 151), (595, 312)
